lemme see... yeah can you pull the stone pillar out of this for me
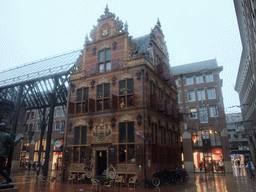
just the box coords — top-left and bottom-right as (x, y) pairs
(182, 131), (194, 172)
(221, 128), (232, 173)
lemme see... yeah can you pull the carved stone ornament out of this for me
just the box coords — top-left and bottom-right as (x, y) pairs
(112, 41), (117, 50)
(88, 119), (93, 129)
(98, 77), (109, 84)
(136, 113), (142, 126)
(74, 119), (86, 127)
(92, 47), (97, 55)
(120, 114), (133, 122)
(111, 117), (116, 128)
(120, 72), (133, 80)
(98, 5), (116, 22)
(128, 36), (138, 58)
(92, 118), (112, 143)
(136, 70), (141, 81)
(114, 16), (123, 32)
(70, 83), (76, 93)
(91, 80), (95, 89)
(111, 75), (117, 86)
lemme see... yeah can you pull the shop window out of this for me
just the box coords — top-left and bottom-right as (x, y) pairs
(119, 79), (134, 108)
(74, 126), (87, 145)
(76, 87), (89, 113)
(118, 122), (135, 163)
(98, 49), (111, 73)
(96, 83), (110, 111)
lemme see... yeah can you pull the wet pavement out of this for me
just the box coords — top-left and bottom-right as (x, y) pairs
(1, 165), (256, 192)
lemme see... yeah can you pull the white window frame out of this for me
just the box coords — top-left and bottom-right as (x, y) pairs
(209, 106), (218, 117)
(62, 107), (66, 116)
(196, 75), (203, 84)
(175, 79), (179, 87)
(56, 108), (61, 117)
(188, 90), (195, 102)
(205, 73), (214, 82)
(197, 89), (205, 100)
(55, 121), (60, 130)
(199, 106), (208, 123)
(207, 88), (216, 99)
(186, 77), (194, 85)
(189, 108), (197, 119)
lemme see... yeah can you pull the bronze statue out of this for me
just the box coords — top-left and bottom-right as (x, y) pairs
(0, 123), (24, 189)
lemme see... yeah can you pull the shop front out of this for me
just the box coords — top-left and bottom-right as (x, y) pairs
(52, 138), (63, 170)
(192, 130), (224, 173)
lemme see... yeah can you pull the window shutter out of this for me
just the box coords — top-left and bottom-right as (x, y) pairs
(81, 126), (87, 144)
(74, 127), (80, 145)
(136, 144), (142, 165)
(63, 146), (71, 165)
(112, 94), (118, 109)
(108, 145), (117, 164)
(85, 147), (91, 164)
(111, 58), (119, 70)
(89, 98), (95, 112)
(68, 102), (75, 114)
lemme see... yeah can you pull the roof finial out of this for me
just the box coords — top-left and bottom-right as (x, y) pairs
(84, 33), (89, 47)
(124, 21), (128, 33)
(105, 4), (109, 15)
(157, 18), (161, 27)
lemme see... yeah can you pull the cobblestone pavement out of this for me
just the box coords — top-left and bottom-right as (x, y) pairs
(2, 165), (256, 192)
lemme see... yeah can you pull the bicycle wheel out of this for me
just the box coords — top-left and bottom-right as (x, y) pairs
(152, 177), (161, 187)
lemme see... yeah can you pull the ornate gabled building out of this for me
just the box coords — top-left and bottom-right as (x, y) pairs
(64, 6), (182, 183)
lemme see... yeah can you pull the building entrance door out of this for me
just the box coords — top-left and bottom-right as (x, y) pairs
(204, 156), (213, 172)
(96, 151), (107, 176)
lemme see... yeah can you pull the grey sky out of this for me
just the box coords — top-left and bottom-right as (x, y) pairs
(0, 0), (242, 113)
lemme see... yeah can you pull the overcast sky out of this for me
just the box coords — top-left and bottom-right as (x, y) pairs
(0, 0), (242, 114)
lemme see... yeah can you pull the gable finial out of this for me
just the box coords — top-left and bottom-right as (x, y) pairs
(84, 33), (89, 47)
(105, 4), (109, 15)
(124, 21), (129, 33)
(157, 18), (161, 28)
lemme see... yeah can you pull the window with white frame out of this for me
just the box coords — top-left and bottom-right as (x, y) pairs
(56, 108), (61, 117)
(188, 90), (195, 102)
(99, 49), (111, 73)
(189, 108), (197, 119)
(197, 89), (205, 100)
(186, 77), (194, 85)
(62, 107), (66, 116)
(199, 106), (208, 123)
(175, 79), (179, 87)
(60, 120), (65, 132)
(205, 73), (213, 82)
(196, 75), (203, 84)
(36, 123), (41, 131)
(209, 106), (218, 117)
(55, 121), (60, 130)
(207, 88), (216, 99)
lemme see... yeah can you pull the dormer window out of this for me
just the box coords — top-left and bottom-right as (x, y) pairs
(99, 49), (111, 73)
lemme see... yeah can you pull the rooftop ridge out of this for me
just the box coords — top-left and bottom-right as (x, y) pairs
(0, 47), (83, 73)
(171, 58), (217, 69)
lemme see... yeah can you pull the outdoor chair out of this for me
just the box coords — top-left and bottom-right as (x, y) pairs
(91, 178), (101, 192)
(103, 180), (114, 191)
(115, 175), (123, 187)
(128, 176), (137, 188)
(78, 174), (86, 183)
(68, 173), (76, 184)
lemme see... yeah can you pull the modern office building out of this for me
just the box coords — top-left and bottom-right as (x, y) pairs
(171, 59), (232, 173)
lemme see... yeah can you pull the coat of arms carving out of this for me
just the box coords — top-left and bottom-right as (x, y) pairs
(92, 118), (112, 143)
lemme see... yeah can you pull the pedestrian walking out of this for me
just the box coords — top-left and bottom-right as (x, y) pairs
(246, 161), (255, 178)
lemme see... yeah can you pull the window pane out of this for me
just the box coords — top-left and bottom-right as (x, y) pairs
(128, 122), (134, 142)
(119, 81), (126, 95)
(127, 79), (134, 94)
(119, 145), (126, 163)
(99, 63), (104, 73)
(119, 123), (126, 143)
(74, 127), (80, 145)
(106, 62), (111, 71)
(97, 85), (103, 98)
(99, 51), (104, 62)
(128, 145), (135, 163)
(77, 89), (82, 102)
(106, 49), (111, 60)
(83, 88), (89, 101)
(81, 126), (87, 144)
(104, 84), (110, 98)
